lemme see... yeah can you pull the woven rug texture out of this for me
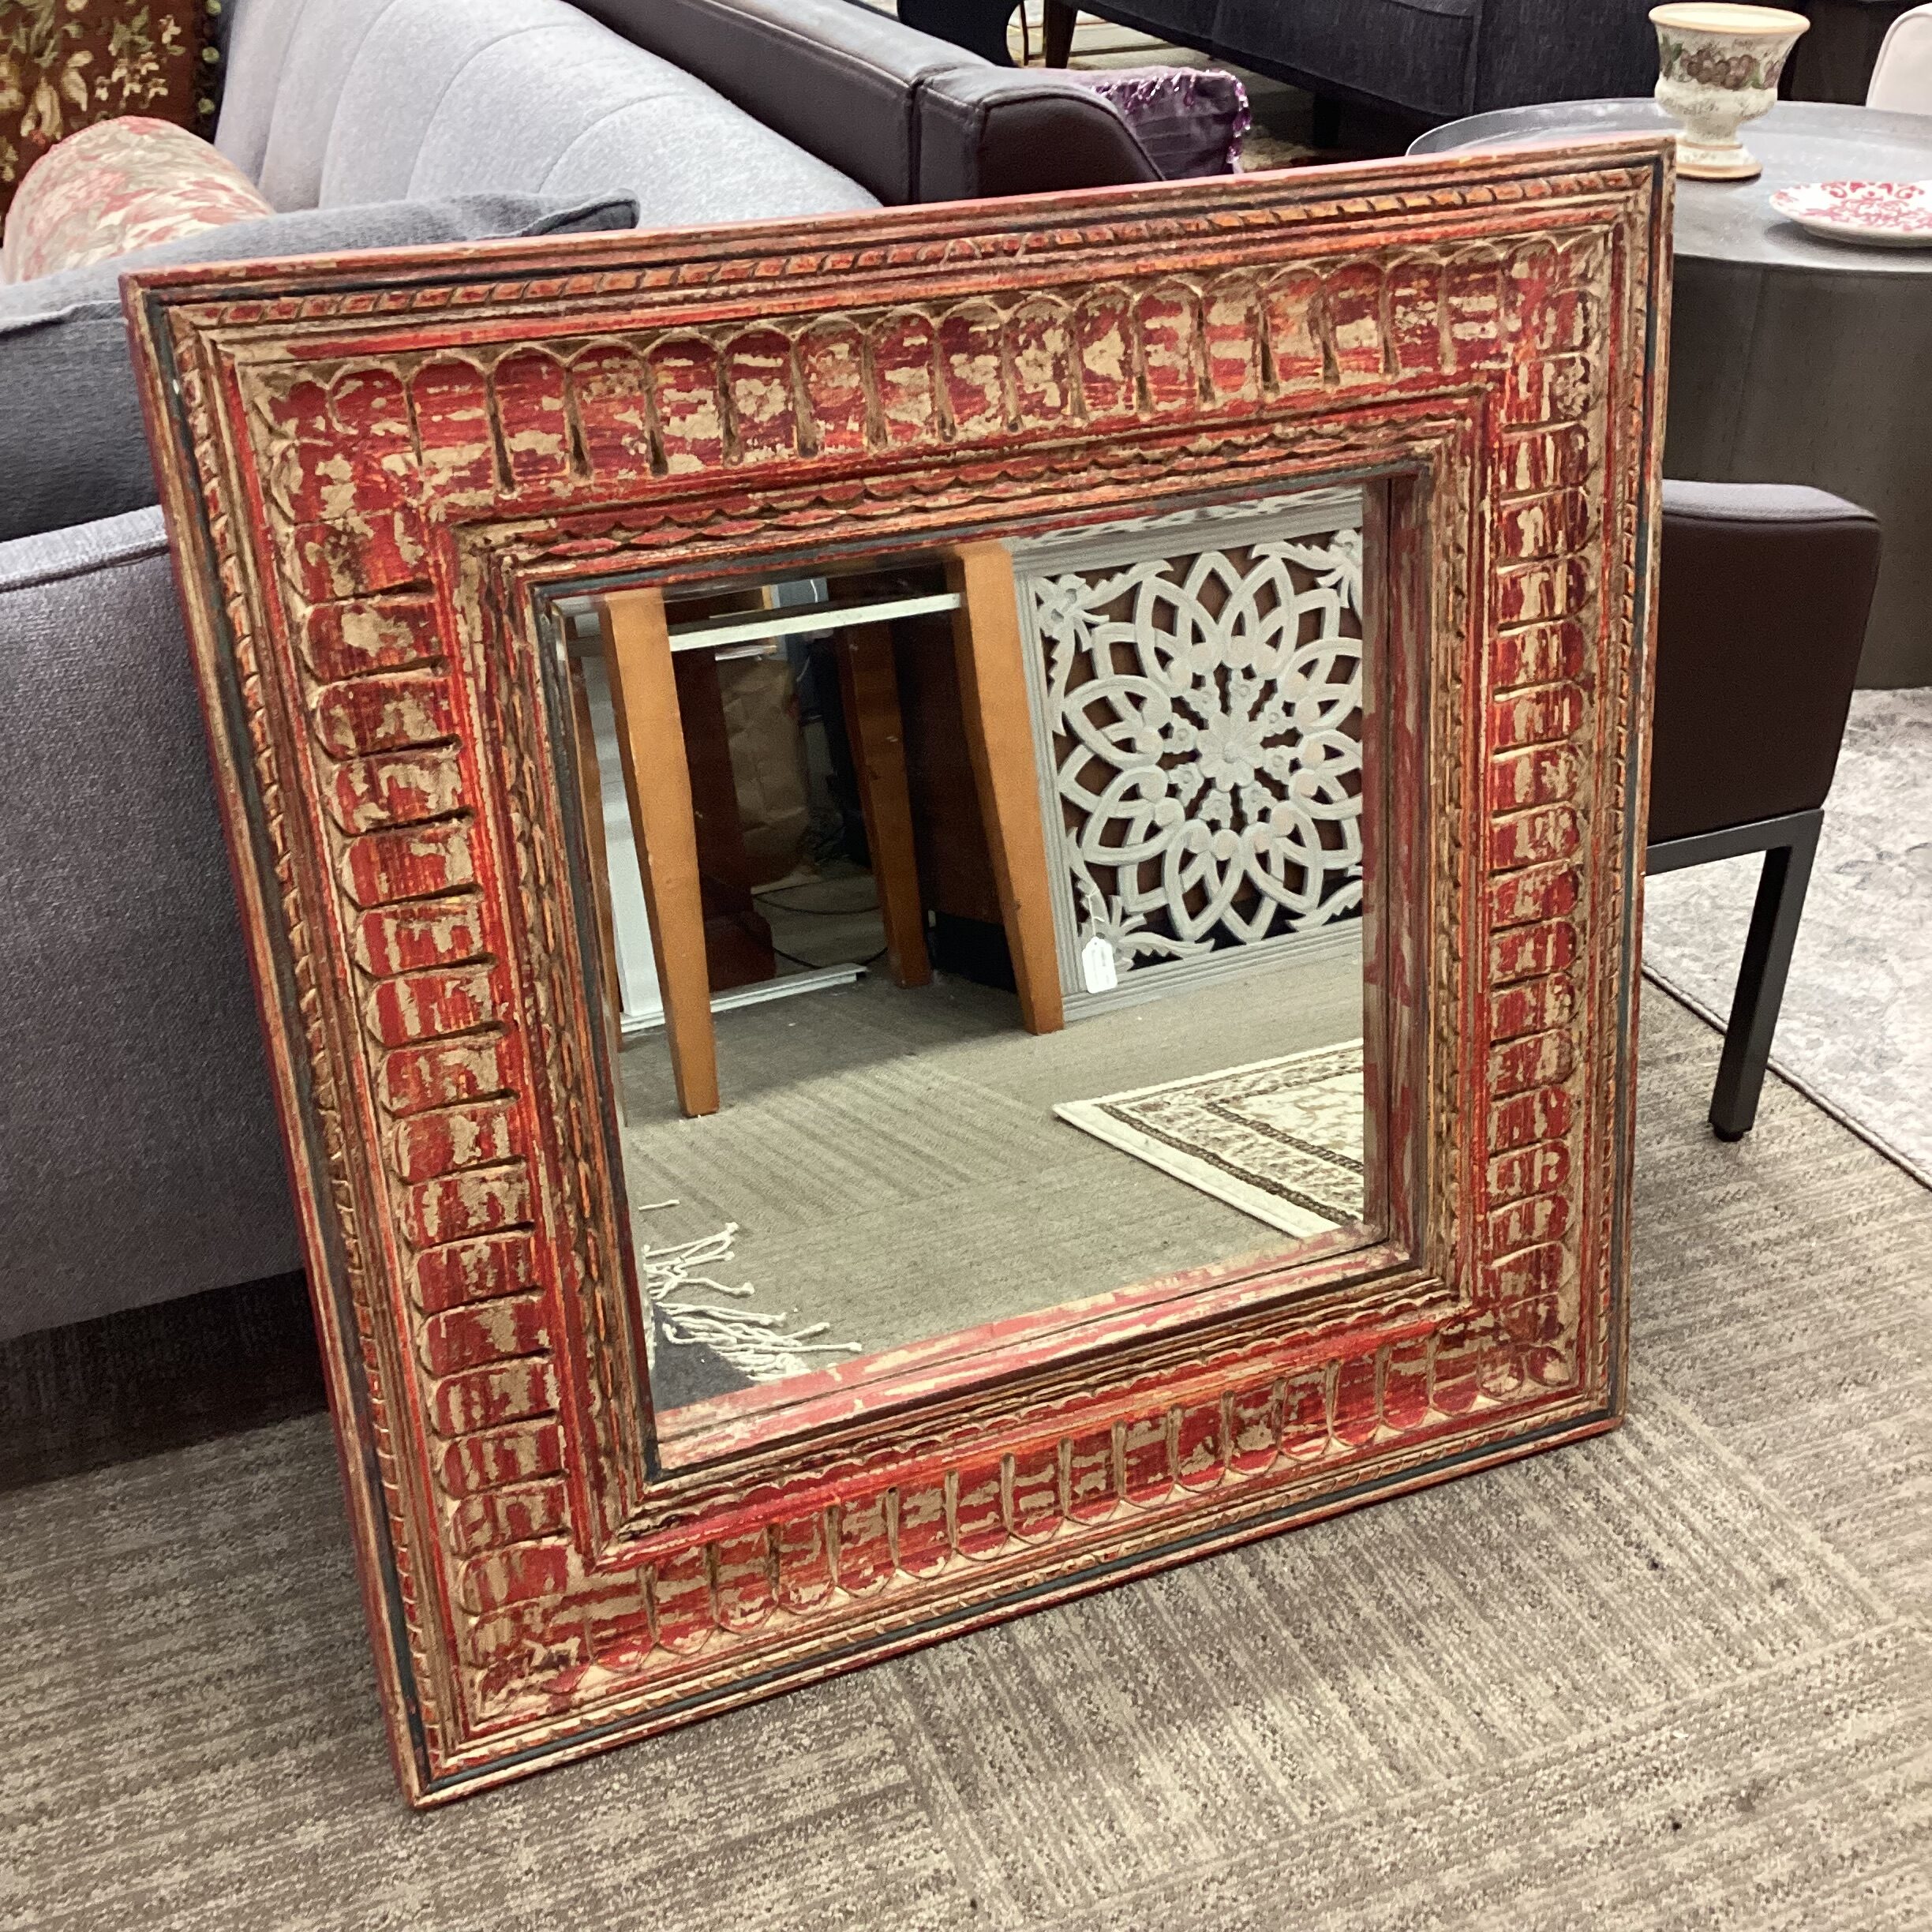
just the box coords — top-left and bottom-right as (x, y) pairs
(1, 993), (1926, 1930)
(1054, 1039), (1365, 1236)
(1644, 687), (1932, 1185)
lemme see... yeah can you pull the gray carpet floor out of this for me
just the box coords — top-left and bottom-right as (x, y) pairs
(1646, 688), (1932, 1185)
(3, 988), (1927, 1930)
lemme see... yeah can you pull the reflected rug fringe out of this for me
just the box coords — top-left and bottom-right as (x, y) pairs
(638, 1219), (864, 1383)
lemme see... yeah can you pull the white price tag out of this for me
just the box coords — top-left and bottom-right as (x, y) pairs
(1080, 936), (1120, 994)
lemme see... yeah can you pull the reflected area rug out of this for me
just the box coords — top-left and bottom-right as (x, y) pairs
(1054, 1039), (1365, 1237)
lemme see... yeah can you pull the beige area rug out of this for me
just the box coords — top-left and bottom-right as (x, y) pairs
(1054, 1040), (1364, 1237)
(2, 994), (1928, 1930)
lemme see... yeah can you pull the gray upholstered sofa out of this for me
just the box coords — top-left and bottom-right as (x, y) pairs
(0, 0), (1157, 1342)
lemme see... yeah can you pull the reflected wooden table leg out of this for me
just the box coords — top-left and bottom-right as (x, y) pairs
(567, 656), (626, 1121)
(597, 587), (721, 1118)
(669, 648), (777, 991)
(946, 542), (1065, 1035)
(837, 621), (932, 989)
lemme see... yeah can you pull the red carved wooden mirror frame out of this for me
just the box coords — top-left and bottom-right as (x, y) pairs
(129, 138), (1670, 1805)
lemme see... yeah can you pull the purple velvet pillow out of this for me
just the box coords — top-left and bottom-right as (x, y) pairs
(1064, 68), (1252, 179)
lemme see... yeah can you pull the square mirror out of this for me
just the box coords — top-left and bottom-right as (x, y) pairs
(128, 140), (1669, 1803)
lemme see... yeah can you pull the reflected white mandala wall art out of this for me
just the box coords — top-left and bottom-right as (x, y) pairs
(1013, 491), (1366, 1012)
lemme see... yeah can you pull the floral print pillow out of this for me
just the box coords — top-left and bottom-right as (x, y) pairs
(1, 0), (220, 243)
(1, 114), (268, 282)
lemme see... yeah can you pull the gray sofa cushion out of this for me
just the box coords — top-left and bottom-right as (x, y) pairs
(220, 0), (880, 226)
(215, 0), (312, 185)
(0, 511), (301, 1339)
(0, 191), (635, 545)
(251, 0), (399, 212)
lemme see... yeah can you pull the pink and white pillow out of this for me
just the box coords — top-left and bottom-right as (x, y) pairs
(1, 116), (271, 285)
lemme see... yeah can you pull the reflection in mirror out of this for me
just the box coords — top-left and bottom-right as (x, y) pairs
(554, 488), (1376, 1441)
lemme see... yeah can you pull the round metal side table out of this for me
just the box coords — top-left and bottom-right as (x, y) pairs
(1413, 99), (1932, 688)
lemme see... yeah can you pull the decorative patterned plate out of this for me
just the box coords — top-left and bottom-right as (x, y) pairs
(1770, 178), (1932, 247)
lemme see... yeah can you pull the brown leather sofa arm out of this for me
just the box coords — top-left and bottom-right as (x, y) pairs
(572, 0), (941, 204)
(569, 0), (1156, 205)
(915, 67), (1161, 200)
(1650, 479), (1882, 845)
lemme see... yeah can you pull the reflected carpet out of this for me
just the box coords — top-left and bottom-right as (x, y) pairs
(1055, 1040), (1365, 1237)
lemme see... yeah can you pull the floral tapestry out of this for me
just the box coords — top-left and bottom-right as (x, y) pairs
(0, 0), (219, 238)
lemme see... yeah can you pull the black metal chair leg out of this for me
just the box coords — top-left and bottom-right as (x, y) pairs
(1043, 0), (1077, 66)
(1708, 812), (1820, 1142)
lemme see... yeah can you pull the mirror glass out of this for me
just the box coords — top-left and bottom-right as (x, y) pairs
(554, 487), (1378, 1443)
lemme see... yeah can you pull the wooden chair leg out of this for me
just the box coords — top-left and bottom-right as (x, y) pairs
(568, 657), (626, 1117)
(837, 622), (932, 990)
(1709, 814), (1820, 1142)
(671, 648), (777, 992)
(945, 542), (1065, 1035)
(597, 588), (721, 1119)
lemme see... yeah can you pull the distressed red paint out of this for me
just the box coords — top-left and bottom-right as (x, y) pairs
(129, 143), (1669, 1806)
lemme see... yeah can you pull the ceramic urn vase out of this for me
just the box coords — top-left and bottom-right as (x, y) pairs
(1650, 4), (1810, 181)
